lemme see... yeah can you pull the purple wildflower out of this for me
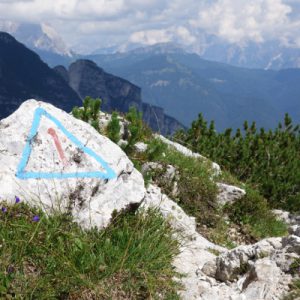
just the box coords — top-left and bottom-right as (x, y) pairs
(1, 207), (7, 213)
(7, 266), (14, 274)
(32, 215), (40, 222)
(15, 196), (20, 204)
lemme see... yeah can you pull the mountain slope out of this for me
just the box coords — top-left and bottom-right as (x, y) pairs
(0, 32), (81, 118)
(86, 47), (300, 130)
(54, 60), (184, 135)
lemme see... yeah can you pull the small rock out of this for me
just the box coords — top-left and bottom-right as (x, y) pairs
(272, 209), (291, 224)
(288, 225), (299, 235)
(202, 259), (217, 277)
(216, 183), (246, 206)
(134, 142), (148, 153)
(282, 235), (300, 254)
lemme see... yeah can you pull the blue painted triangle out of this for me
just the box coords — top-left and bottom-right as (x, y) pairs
(16, 107), (117, 180)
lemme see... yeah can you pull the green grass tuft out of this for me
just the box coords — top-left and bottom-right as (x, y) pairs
(225, 188), (288, 239)
(144, 138), (219, 228)
(0, 202), (180, 299)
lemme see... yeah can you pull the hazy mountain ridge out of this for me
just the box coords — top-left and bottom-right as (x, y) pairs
(92, 39), (300, 70)
(54, 60), (184, 135)
(86, 47), (300, 131)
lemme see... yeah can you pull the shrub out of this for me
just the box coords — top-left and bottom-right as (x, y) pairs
(124, 106), (151, 153)
(72, 96), (101, 131)
(107, 111), (121, 143)
(175, 113), (300, 213)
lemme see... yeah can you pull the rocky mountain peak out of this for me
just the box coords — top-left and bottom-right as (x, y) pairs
(0, 21), (72, 57)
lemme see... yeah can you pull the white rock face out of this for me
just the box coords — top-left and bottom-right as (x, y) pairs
(0, 100), (145, 228)
(216, 183), (246, 205)
(143, 184), (296, 300)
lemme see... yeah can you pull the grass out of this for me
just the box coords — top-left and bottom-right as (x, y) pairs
(143, 138), (219, 228)
(284, 280), (300, 300)
(225, 188), (288, 240)
(0, 201), (180, 299)
(131, 137), (288, 247)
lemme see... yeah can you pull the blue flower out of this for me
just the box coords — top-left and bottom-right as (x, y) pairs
(1, 207), (7, 213)
(32, 215), (40, 222)
(15, 196), (20, 204)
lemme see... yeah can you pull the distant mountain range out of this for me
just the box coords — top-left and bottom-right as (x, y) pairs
(86, 45), (300, 130)
(1, 24), (300, 132)
(197, 39), (300, 70)
(0, 32), (182, 135)
(2, 21), (300, 71)
(92, 40), (300, 70)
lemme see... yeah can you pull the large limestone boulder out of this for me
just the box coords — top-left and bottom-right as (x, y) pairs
(0, 99), (145, 228)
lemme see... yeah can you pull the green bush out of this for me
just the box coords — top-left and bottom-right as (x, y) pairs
(124, 106), (152, 153)
(107, 111), (121, 143)
(72, 96), (101, 131)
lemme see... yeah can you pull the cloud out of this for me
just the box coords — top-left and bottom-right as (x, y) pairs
(129, 26), (196, 46)
(190, 0), (294, 45)
(0, 0), (300, 52)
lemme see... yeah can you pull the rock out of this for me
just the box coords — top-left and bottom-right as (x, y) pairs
(141, 184), (196, 234)
(272, 209), (292, 224)
(216, 183), (246, 205)
(272, 210), (300, 227)
(141, 162), (180, 197)
(141, 162), (164, 174)
(202, 259), (217, 277)
(134, 142), (148, 153)
(216, 238), (281, 282)
(242, 258), (292, 300)
(141, 184), (230, 300)
(0, 100), (145, 229)
(289, 225), (300, 236)
(155, 134), (221, 177)
(97, 111), (129, 141)
(282, 235), (300, 254)
(142, 183), (296, 300)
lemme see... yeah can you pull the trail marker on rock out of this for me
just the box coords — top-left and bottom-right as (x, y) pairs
(16, 107), (116, 180)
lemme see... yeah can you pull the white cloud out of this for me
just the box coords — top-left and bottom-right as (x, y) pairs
(0, 0), (300, 52)
(129, 29), (172, 45)
(190, 0), (293, 44)
(129, 26), (196, 46)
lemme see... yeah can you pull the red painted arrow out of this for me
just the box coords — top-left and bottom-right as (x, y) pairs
(47, 127), (68, 166)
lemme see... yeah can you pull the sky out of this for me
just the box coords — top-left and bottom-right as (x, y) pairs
(1, 0), (300, 53)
